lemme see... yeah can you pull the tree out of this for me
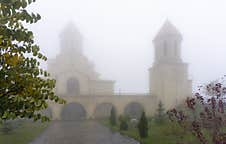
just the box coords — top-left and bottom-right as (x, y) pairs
(167, 76), (226, 144)
(0, 0), (65, 122)
(119, 115), (128, 131)
(110, 107), (116, 126)
(138, 111), (148, 138)
(155, 101), (165, 124)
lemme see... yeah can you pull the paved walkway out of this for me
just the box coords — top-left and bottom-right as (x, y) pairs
(30, 121), (139, 144)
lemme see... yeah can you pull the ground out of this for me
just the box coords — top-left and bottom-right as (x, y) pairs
(0, 121), (48, 144)
(31, 121), (139, 144)
(0, 118), (203, 144)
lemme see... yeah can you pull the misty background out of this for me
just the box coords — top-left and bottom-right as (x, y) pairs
(27, 0), (226, 93)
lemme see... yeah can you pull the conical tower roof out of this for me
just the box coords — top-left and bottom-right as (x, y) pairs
(60, 22), (82, 40)
(153, 20), (182, 42)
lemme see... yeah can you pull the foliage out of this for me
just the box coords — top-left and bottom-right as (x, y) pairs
(0, 0), (65, 122)
(155, 101), (166, 124)
(167, 76), (226, 144)
(110, 107), (116, 126)
(138, 111), (148, 138)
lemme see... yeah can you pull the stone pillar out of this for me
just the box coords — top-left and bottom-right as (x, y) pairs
(86, 104), (95, 119)
(50, 104), (64, 120)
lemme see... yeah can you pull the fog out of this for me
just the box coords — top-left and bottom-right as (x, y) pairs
(28, 0), (226, 93)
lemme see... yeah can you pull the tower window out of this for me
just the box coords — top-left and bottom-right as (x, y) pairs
(174, 41), (177, 56)
(163, 41), (167, 56)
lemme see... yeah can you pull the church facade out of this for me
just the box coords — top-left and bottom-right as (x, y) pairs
(47, 21), (192, 120)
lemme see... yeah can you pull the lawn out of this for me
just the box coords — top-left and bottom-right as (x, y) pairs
(102, 119), (201, 144)
(0, 120), (48, 144)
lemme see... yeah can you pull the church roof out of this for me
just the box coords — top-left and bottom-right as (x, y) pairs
(60, 22), (82, 38)
(153, 20), (182, 41)
(60, 22), (83, 44)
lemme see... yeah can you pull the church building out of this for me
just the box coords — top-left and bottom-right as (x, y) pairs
(47, 21), (192, 120)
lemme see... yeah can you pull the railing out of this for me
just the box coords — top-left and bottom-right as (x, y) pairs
(59, 93), (152, 98)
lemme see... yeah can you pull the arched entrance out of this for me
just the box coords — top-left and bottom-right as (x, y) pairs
(61, 103), (86, 121)
(66, 78), (80, 96)
(124, 102), (144, 119)
(94, 103), (115, 119)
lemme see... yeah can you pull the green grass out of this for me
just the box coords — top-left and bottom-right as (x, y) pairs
(0, 120), (48, 144)
(102, 119), (200, 144)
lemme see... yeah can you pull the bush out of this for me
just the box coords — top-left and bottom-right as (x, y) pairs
(120, 119), (129, 131)
(167, 76), (226, 144)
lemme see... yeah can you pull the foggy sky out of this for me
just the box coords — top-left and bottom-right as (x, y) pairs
(28, 0), (226, 93)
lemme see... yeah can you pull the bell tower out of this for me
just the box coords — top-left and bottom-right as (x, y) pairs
(59, 22), (83, 58)
(149, 20), (192, 109)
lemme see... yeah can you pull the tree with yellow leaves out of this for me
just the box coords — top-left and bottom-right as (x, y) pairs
(0, 0), (65, 122)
